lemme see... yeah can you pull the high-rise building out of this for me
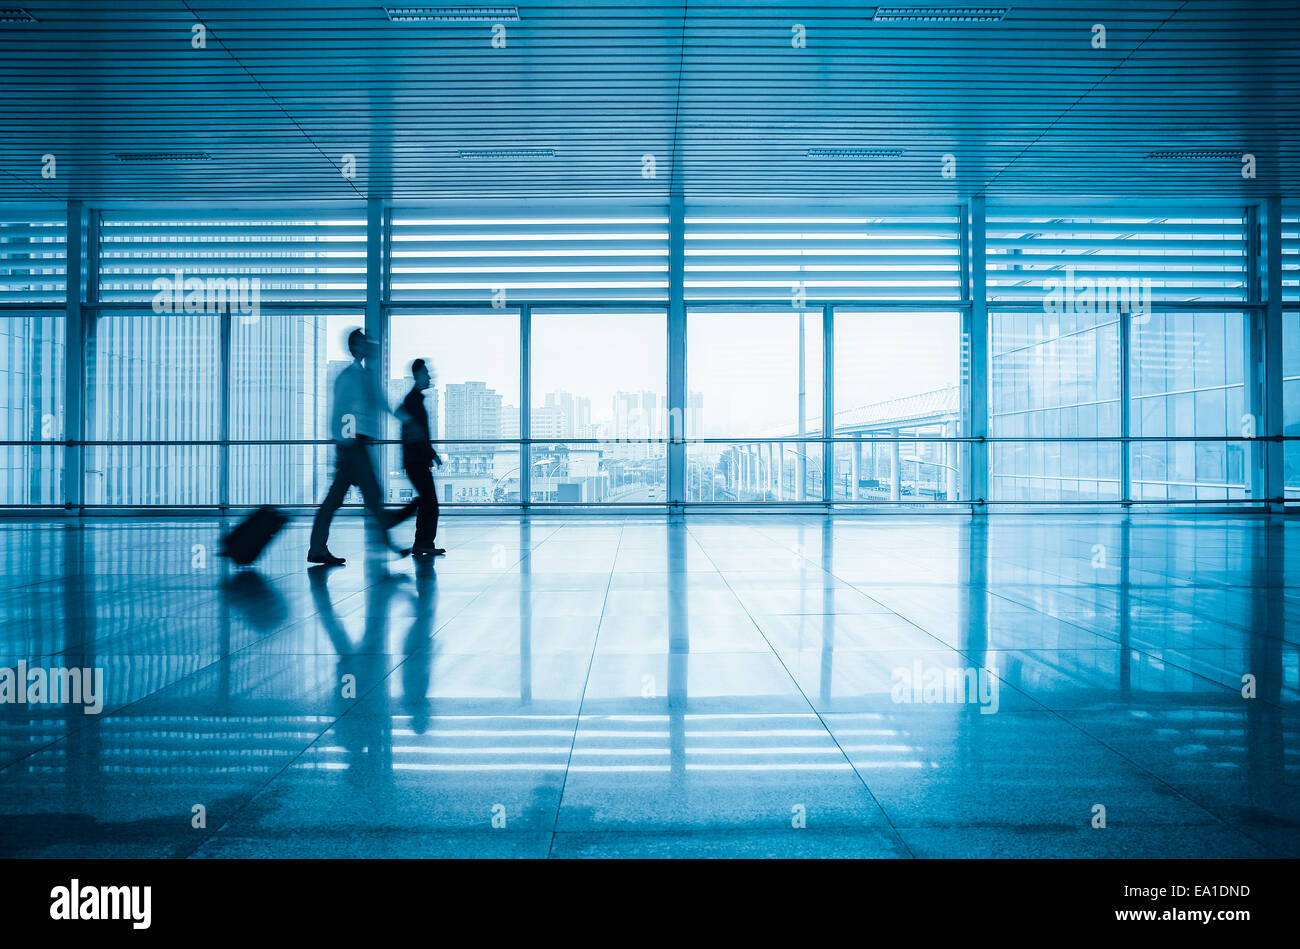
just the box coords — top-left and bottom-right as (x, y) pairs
(501, 404), (520, 440)
(444, 381), (502, 439)
(539, 391), (591, 438)
(531, 404), (566, 439)
(686, 390), (704, 439)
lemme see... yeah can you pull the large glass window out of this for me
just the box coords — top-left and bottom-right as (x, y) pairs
(0, 202), (1280, 510)
(0, 211), (65, 504)
(229, 313), (357, 506)
(0, 314), (64, 504)
(389, 311), (520, 504)
(86, 313), (220, 505)
(1130, 312), (1249, 501)
(530, 310), (666, 502)
(989, 309), (1122, 502)
(1276, 210), (1297, 499)
(1285, 311), (1300, 499)
(833, 310), (962, 501)
(687, 308), (822, 501)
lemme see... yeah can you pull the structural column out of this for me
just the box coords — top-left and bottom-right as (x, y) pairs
(519, 304), (531, 506)
(1262, 197), (1285, 510)
(365, 198), (389, 498)
(1119, 302), (1131, 505)
(667, 192), (686, 509)
(966, 195), (990, 510)
(822, 302), (834, 504)
(63, 201), (86, 511)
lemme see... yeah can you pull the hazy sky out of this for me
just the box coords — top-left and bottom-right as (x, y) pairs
(331, 310), (960, 435)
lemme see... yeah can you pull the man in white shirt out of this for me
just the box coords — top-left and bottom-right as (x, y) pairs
(308, 328), (404, 566)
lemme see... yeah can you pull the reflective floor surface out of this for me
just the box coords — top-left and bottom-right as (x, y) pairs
(0, 514), (1296, 858)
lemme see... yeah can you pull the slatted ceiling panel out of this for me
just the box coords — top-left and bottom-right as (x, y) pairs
(388, 207), (669, 301)
(684, 211), (962, 301)
(985, 214), (1249, 303)
(0, 208), (66, 303)
(1, 1), (1297, 201)
(96, 213), (368, 302)
(1284, 211), (1300, 302)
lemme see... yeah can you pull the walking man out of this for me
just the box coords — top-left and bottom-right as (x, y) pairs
(393, 358), (445, 558)
(308, 328), (404, 566)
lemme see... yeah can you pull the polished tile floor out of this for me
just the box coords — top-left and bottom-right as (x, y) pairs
(0, 514), (1295, 859)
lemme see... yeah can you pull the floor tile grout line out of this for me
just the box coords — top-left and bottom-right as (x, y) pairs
(791, 526), (1294, 710)
(746, 517), (1278, 855)
(0, 577), (331, 775)
(686, 520), (918, 859)
(800, 524), (1276, 707)
(37, 519), (509, 663)
(4, 515), (1291, 858)
(977, 584), (1287, 710)
(545, 520), (626, 859)
(748, 517), (1254, 714)
(186, 520), (573, 855)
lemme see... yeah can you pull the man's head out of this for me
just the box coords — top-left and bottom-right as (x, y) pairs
(347, 328), (377, 362)
(412, 358), (432, 391)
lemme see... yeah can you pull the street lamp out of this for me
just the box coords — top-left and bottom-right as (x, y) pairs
(903, 454), (958, 473)
(902, 454), (959, 499)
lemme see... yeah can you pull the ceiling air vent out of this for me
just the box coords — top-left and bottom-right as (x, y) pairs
(873, 6), (1009, 22)
(114, 152), (213, 162)
(385, 6), (520, 21)
(0, 7), (36, 22)
(459, 148), (555, 160)
(807, 147), (904, 160)
(1146, 149), (1242, 160)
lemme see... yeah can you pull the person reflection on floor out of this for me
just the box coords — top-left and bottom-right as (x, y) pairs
(401, 557), (438, 735)
(308, 560), (405, 781)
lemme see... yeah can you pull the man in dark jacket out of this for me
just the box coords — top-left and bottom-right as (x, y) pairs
(393, 358), (445, 558)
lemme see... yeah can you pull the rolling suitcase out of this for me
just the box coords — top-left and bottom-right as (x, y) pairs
(220, 505), (289, 566)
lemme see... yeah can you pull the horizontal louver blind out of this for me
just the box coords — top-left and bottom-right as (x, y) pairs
(684, 210), (962, 302)
(389, 208), (669, 303)
(97, 213), (367, 303)
(0, 208), (66, 303)
(1283, 211), (1299, 302)
(987, 213), (1248, 303)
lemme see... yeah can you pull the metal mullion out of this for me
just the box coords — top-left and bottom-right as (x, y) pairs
(520, 303), (531, 508)
(365, 198), (388, 500)
(667, 192), (686, 509)
(1263, 197), (1285, 509)
(219, 304), (231, 510)
(822, 302), (834, 504)
(63, 201), (86, 511)
(1119, 308), (1131, 506)
(967, 197), (989, 510)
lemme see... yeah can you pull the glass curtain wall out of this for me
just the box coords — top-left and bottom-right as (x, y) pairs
(1282, 210), (1299, 500)
(0, 200), (1288, 509)
(986, 212), (1251, 505)
(0, 207), (65, 504)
